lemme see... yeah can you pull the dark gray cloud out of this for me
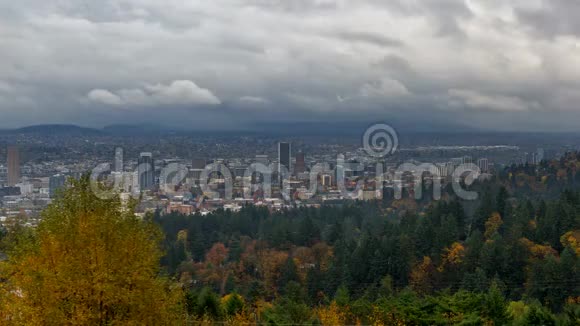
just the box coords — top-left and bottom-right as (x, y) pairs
(516, 0), (580, 38)
(0, 0), (579, 131)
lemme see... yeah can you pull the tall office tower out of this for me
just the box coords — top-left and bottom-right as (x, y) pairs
(294, 151), (306, 174)
(526, 152), (537, 164)
(445, 162), (455, 176)
(536, 148), (545, 163)
(49, 174), (66, 198)
(192, 158), (206, 170)
(462, 155), (473, 165)
(436, 163), (447, 177)
(114, 147), (124, 172)
(189, 158), (206, 184)
(278, 142), (291, 174)
(477, 158), (489, 173)
(7, 146), (20, 186)
(543, 149), (555, 161)
(138, 152), (155, 190)
(321, 174), (333, 186)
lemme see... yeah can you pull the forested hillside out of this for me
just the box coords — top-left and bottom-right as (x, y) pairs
(156, 156), (580, 324)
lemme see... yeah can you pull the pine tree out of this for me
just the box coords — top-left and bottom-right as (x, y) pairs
(484, 281), (510, 325)
(278, 256), (299, 293)
(496, 186), (509, 219)
(472, 190), (494, 233)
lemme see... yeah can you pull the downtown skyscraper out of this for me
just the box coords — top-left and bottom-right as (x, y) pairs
(138, 152), (155, 191)
(294, 151), (305, 175)
(278, 142), (291, 175)
(7, 146), (20, 186)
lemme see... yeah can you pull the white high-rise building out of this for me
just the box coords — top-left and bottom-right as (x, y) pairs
(477, 158), (489, 173)
(536, 148), (545, 163)
(436, 163), (448, 177)
(462, 155), (473, 165)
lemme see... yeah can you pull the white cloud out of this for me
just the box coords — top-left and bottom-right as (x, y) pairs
(88, 89), (123, 105)
(145, 80), (221, 105)
(87, 80), (221, 106)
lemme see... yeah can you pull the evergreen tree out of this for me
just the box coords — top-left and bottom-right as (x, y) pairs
(484, 281), (510, 325)
(496, 186), (509, 219)
(278, 256), (299, 293)
(472, 190), (494, 233)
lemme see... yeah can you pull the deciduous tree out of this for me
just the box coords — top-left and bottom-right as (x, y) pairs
(0, 176), (183, 325)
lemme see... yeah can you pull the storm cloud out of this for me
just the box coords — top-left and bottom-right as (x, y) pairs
(1, 0), (580, 131)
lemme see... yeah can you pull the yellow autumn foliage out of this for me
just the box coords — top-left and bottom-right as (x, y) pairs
(367, 305), (405, 326)
(438, 242), (465, 272)
(225, 311), (255, 325)
(560, 230), (580, 255)
(316, 301), (348, 326)
(519, 238), (558, 259)
(0, 176), (184, 325)
(177, 229), (188, 242)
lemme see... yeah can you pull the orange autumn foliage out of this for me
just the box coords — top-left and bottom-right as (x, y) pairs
(519, 238), (558, 259)
(438, 242), (465, 272)
(560, 230), (580, 255)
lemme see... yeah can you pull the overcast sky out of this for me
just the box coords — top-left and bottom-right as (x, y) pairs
(1, 0), (580, 131)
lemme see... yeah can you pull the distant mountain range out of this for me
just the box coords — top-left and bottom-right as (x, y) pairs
(0, 123), (229, 137)
(2, 124), (580, 146)
(0, 124), (104, 136)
